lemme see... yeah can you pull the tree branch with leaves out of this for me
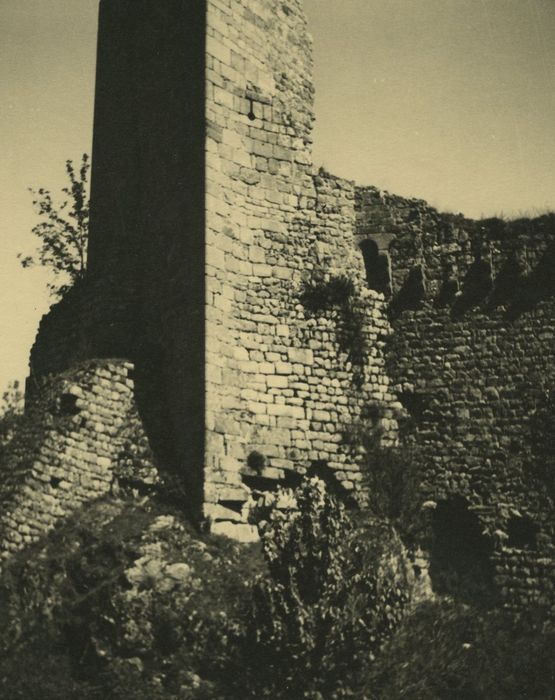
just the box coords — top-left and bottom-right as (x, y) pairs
(19, 154), (90, 298)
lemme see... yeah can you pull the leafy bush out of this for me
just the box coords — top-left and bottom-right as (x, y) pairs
(240, 477), (411, 699)
(10, 475), (550, 700)
(0, 496), (263, 700)
(367, 599), (555, 699)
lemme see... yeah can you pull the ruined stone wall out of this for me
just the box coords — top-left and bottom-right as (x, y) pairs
(0, 360), (153, 561)
(203, 1), (400, 538)
(28, 277), (135, 383)
(20, 1), (400, 543)
(356, 187), (555, 615)
(1, 0), (552, 618)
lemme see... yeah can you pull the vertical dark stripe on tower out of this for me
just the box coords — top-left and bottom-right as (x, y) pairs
(88, 0), (207, 512)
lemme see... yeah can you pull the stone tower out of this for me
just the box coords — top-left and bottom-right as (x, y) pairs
(1, 0), (553, 618)
(4, 0), (397, 548)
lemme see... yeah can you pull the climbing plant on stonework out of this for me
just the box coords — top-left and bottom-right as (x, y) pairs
(19, 154), (89, 298)
(301, 273), (368, 386)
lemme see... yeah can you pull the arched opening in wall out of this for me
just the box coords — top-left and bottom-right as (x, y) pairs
(359, 240), (391, 296)
(429, 496), (496, 607)
(507, 515), (539, 549)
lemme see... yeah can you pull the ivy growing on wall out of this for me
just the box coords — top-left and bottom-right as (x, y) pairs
(300, 274), (368, 386)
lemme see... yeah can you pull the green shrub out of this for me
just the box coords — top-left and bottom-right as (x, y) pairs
(240, 477), (411, 699)
(0, 496), (264, 700)
(367, 599), (555, 699)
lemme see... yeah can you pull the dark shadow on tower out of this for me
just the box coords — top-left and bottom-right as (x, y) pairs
(88, 0), (207, 513)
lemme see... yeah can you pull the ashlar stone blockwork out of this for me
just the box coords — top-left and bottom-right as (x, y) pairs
(203, 0), (400, 538)
(11, 0), (400, 547)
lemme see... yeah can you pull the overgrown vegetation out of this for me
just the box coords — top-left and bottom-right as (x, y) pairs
(300, 274), (368, 386)
(0, 478), (412, 699)
(368, 599), (555, 699)
(19, 154), (89, 298)
(0, 497), (262, 699)
(241, 478), (411, 698)
(0, 380), (24, 456)
(0, 424), (553, 698)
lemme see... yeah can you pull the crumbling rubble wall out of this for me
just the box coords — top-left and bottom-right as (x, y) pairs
(356, 187), (555, 615)
(0, 360), (152, 561)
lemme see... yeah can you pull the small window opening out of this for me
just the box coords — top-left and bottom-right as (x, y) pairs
(397, 391), (430, 423)
(60, 393), (80, 415)
(359, 239), (391, 295)
(218, 500), (245, 515)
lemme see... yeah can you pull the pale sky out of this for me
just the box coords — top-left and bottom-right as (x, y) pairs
(1, 0), (554, 394)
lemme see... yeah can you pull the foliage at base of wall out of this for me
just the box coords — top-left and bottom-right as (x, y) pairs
(0, 480), (551, 699)
(0, 495), (262, 700)
(0, 479), (413, 700)
(342, 411), (428, 550)
(367, 599), (555, 699)
(243, 477), (411, 698)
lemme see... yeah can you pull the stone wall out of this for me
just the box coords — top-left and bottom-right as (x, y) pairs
(4, 0), (553, 616)
(21, 1), (401, 543)
(356, 186), (555, 615)
(202, 1), (400, 538)
(87, 0), (207, 512)
(0, 360), (152, 561)
(28, 276), (135, 382)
